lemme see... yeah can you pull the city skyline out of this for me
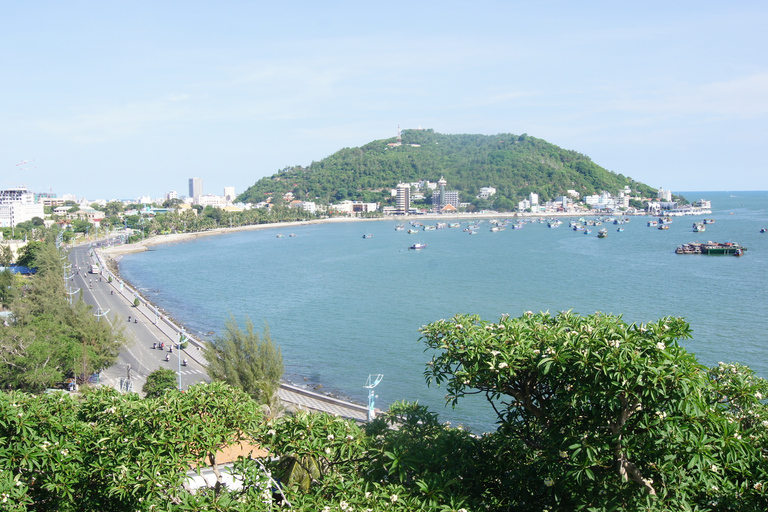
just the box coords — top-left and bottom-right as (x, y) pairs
(2, 2), (767, 199)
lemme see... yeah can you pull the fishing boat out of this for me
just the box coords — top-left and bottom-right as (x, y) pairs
(276, 233), (284, 238)
(407, 229), (418, 234)
(616, 227), (624, 232)
(693, 223), (705, 232)
(362, 234), (373, 239)
(409, 243), (427, 250)
(647, 220), (658, 227)
(658, 224), (669, 230)
(395, 224), (405, 231)
(675, 241), (747, 256)
(597, 228), (608, 238)
(584, 229), (592, 235)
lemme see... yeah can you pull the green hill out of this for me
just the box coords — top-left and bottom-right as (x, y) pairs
(238, 129), (656, 209)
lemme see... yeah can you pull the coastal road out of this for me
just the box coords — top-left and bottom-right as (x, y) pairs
(68, 244), (209, 393)
(67, 242), (373, 422)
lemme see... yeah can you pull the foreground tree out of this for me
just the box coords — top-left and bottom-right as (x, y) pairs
(142, 367), (178, 398)
(420, 311), (768, 510)
(204, 315), (284, 408)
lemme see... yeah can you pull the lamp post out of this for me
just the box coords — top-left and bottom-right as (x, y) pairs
(363, 374), (383, 422)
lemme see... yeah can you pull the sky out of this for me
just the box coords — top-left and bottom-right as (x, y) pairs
(2, 1), (767, 200)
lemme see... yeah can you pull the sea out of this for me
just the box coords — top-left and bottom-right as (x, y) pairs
(119, 191), (768, 432)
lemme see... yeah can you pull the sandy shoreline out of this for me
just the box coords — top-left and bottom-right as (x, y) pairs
(101, 211), (622, 256)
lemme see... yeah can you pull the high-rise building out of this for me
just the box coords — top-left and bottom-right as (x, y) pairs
(438, 176), (447, 207)
(189, 178), (203, 199)
(396, 183), (410, 214)
(0, 187), (45, 228)
(223, 187), (235, 202)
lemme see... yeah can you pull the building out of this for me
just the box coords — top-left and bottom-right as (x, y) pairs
(477, 187), (496, 200)
(657, 187), (672, 202)
(0, 187), (45, 228)
(395, 183), (411, 214)
(431, 177), (460, 210)
(166, 191), (178, 201)
(223, 187), (236, 202)
(189, 178), (203, 200)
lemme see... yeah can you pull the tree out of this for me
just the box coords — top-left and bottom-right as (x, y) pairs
(0, 244), (13, 266)
(203, 315), (283, 407)
(420, 311), (768, 510)
(142, 368), (178, 398)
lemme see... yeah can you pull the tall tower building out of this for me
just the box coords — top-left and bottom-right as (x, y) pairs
(189, 178), (203, 199)
(223, 187), (235, 202)
(396, 183), (410, 214)
(438, 176), (447, 207)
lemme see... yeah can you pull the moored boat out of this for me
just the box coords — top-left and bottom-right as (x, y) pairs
(409, 243), (427, 250)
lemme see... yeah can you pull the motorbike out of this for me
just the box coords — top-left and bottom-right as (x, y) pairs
(182, 359), (187, 367)
(165, 354), (170, 362)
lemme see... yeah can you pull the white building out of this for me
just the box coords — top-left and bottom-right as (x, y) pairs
(529, 192), (539, 205)
(166, 190), (178, 201)
(223, 187), (236, 202)
(0, 187), (45, 228)
(657, 187), (672, 202)
(196, 195), (223, 207)
(477, 187), (496, 199)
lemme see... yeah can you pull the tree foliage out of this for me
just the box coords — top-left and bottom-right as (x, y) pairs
(142, 367), (178, 398)
(0, 241), (124, 392)
(203, 315), (284, 407)
(420, 311), (768, 510)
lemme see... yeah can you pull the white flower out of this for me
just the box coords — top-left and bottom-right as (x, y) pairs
(1, 493), (7, 503)
(267, 429), (276, 436)
(340, 501), (349, 510)
(756, 392), (763, 400)
(544, 477), (554, 487)
(346, 435), (354, 441)
(498, 362), (508, 369)
(325, 447), (331, 455)
(365, 491), (371, 498)
(559, 451), (568, 458)
(754, 482), (763, 491)
(390, 494), (399, 502)
(60, 449), (69, 456)
(490, 350), (501, 356)
(327, 434), (335, 441)
(656, 342), (665, 350)
(710, 464), (718, 473)
(323, 507), (331, 512)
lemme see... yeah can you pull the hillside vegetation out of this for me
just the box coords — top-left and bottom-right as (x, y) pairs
(238, 129), (656, 207)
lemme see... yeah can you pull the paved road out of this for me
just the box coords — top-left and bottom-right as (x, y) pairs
(68, 242), (374, 422)
(69, 244), (208, 393)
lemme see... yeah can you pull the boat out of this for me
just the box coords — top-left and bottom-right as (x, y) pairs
(395, 224), (405, 231)
(693, 223), (705, 232)
(647, 220), (658, 227)
(276, 233), (284, 238)
(289, 233), (297, 237)
(675, 241), (747, 256)
(616, 227), (624, 232)
(362, 234), (373, 239)
(584, 229), (592, 235)
(658, 224), (669, 230)
(597, 228), (608, 238)
(449, 222), (461, 228)
(407, 229), (418, 234)
(703, 219), (715, 224)
(760, 228), (767, 233)
(409, 243), (427, 250)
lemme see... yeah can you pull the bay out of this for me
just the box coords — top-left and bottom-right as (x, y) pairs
(119, 191), (768, 432)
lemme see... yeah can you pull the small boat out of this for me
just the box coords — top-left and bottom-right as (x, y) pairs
(616, 227), (624, 232)
(407, 229), (418, 234)
(584, 229), (592, 235)
(703, 219), (715, 224)
(409, 243), (427, 250)
(276, 233), (284, 238)
(693, 223), (705, 232)
(658, 224), (669, 230)
(289, 233), (296, 237)
(362, 234), (373, 239)
(395, 224), (405, 231)
(760, 228), (767, 233)
(597, 228), (608, 238)
(647, 221), (658, 227)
